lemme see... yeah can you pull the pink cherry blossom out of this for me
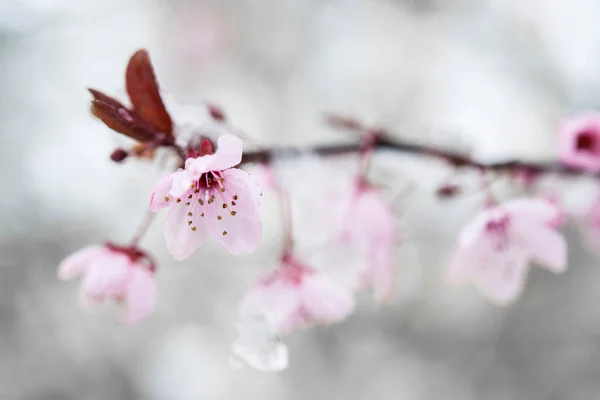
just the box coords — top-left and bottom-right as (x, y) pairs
(241, 254), (356, 335)
(58, 244), (157, 324)
(347, 186), (398, 302)
(558, 112), (600, 172)
(448, 198), (567, 305)
(150, 134), (262, 260)
(574, 190), (600, 254)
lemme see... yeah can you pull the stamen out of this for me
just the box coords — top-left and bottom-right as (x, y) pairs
(164, 196), (170, 202)
(231, 201), (236, 206)
(230, 211), (236, 216)
(220, 187), (225, 192)
(188, 194), (192, 199)
(198, 199), (204, 205)
(200, 213), (204, 217)
(188, 212), (193, 217)
(188, 221), (192, 225)
(185, 202), (190, 206)
(222, 203), (228, 208)
(233, 195), (238, 200)
(177, 198), (181, 203)
(217, 215), (222, 220)
(222, 230), (228, 236)
(191, 227), (197, 231)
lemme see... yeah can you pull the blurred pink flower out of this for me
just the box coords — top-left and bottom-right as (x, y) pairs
(559, 112), (600, 172)
(448, 198), (567, 305)
(241, 254), (356, 335)
(576, 190), (600, 254)
(58, 245), (156, 325)
(150, 134), (262, 260)
(341, 186), (398, 302)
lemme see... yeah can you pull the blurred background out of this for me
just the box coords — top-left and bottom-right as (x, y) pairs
(2, 0), (600, 398)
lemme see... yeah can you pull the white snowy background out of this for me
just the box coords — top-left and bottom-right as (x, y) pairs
(1, 0), (600, 399)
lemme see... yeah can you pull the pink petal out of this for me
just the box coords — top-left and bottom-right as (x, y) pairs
(241, 278), (301, 334)
(204, 178), (262, 255)
(58, 246), (108, 280)
(79, 253), (129, 306)
(164, 197), (207, 260)
(504, 198), (562, 227)
(186, 134), (243, 175)
(472, 249), (530, 305)
(368, 243), (397, 302)
(150, 173), (175, 212)
(169, 170), (195, 199)
(300, 273), (356, 324)
(121, 267), (156, 325)
(447, 245), (480, 285)
(222, 168), (262, 213)
(558, 113), (600, 172)
(527, 227), (567, 274)
(206, 134), (243, 171)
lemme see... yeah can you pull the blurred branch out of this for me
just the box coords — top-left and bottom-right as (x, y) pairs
(241, 114), (594, 179)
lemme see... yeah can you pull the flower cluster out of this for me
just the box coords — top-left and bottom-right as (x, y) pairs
(57, 49), (600, 373)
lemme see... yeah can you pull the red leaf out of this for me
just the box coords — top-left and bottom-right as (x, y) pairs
(125, 49), (173, 136)
(89, 88), (155, 142)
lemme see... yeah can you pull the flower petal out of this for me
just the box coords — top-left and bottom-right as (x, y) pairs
(164, 196), (207, 260)
(241, 277), (300, 334)
(150, 173), (176, 212)
(169, 170), (195, 199)
(121, 267), (156, 325)
(300, 273), (356, 324)
(473, 249), (530, 305)
(58, 246), (108, 280)
(527, 227), (567, 274)
(505, 198), (562, 227)
(206, 134), (243, 171)
(186, 134), (243, 175)
(79, 253), (129, 306)
(204, 187), (262, 255)
(559, 113), (600, 172)
(222, 168), (262, 213)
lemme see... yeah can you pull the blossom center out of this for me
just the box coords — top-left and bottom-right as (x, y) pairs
(484, 214), (511, 251)
(575, 130), (598, 153)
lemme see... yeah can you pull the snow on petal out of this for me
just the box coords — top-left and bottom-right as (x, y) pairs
(121, 267), (157, 325)
(558, 112), (600, 172)
(230, 312), (289, 372)
(164, 196), (207, 261)
(150, 173), (176, 211)
(58, 246), (108, 280)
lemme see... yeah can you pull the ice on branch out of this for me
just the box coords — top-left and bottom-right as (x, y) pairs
(230, 311), (288, 372)
(559, 112), (600, 172)
(58, 244), (157, 324)
(150, 134), (262, 260)
(241, 254), (356, 335)
(448, 198), (567, 305)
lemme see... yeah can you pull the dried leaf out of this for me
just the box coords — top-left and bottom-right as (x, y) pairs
(125, 49), (173, 135)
